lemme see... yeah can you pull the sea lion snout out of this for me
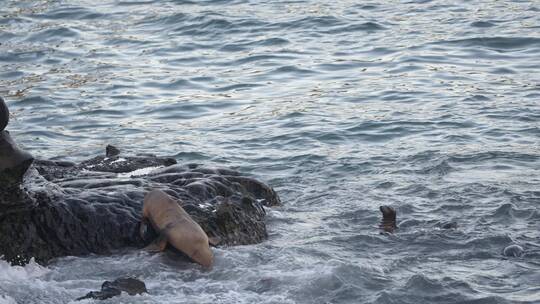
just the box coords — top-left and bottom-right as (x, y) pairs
(380, 206), (396, 221)
(191, 247), (214, 268)
(379, 205), (397, 233)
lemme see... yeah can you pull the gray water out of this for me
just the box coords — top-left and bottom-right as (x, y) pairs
(1, 0), (539, 303)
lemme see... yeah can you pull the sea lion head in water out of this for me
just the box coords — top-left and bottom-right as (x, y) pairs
(379, 205), (397, 233)
(0, 97), (34, 194)
(140, 189), (214, 268)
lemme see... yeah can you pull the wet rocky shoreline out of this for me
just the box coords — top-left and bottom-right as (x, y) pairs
(0, 97), (281, 266)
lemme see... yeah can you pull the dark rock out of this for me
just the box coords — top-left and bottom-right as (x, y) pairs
(0, 98), (281, 265)
(105, 144), (121, 157)
(1, 152), (281, 265)
(1, 130), (34, 210)
(437, 221), (458, 229)
(76, 277), (147, 301)
(0, 131), (34, 186)
(0, 97), (8, 131)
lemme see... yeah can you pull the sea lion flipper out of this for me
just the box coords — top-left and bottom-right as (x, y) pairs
(139, 217), (158, 243)
(208, 236), (221, 247)
(143, 234), (168, 253)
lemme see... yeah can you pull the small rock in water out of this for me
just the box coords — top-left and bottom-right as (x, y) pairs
(106, 145), (121, 157)
(502, 244), (524, 257)
(76, 277), (147, 301)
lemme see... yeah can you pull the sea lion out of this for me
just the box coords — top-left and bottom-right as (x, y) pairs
(379, 205), (397, 233)
(140, 189), (214, 268)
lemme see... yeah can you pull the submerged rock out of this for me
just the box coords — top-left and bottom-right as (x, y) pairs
(502, 244), (524, 257)
(0, 98), (281, 265)
(436, 221), (458, 229)
(76, 277), (147, 301)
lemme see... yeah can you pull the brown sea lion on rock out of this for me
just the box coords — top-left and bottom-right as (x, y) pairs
(141, 189), (216, 268)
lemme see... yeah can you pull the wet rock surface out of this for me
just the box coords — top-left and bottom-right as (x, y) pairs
(436, 221), (458, 230)
(76, 277), (147, 301)
(0, 97), (7, 131)
(1, 137), (281, 265)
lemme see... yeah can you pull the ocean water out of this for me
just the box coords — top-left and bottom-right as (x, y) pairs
(1, 0), (539, 303)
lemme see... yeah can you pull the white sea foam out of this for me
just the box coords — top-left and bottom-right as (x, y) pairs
(0, 258), (50, 303)
(0, 258), (49, 282)
(0, 295), (17, 304)
(117, 166), (163, 178)
(110, 157), (127, 164)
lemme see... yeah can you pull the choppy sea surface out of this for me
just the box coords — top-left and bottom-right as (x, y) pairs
(1, 0), (539, 303)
